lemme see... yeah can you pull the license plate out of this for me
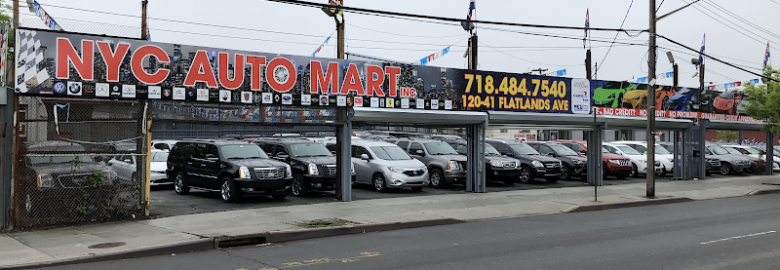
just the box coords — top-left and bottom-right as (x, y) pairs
(594, 101), (602, 105)
(538, 169), (546, 172)
(268, 173), (275, 177)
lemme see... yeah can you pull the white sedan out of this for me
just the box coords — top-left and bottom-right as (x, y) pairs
(107, 150), (171, 186)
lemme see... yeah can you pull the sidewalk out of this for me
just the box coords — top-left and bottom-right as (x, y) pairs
(3, 175), (780, 269)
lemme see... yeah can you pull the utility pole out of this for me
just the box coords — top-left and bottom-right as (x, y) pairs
(531, 68), (548, 75)
(141, 0), (148, 40)
(12, 0), (18, 30)
(594, 62), (598, 80)
(673, 63), (679, 88)
(468, 35), (478, 69)
(336, 18), (345, 59)
(585, 49), (592, 79)
(646, 0), (657, 198)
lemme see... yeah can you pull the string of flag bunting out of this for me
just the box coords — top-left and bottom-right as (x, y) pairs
(311, 33), (333, 57)
(31, 0), (63, 31)
(635, 71), (675, 83)
(707, 79), (761, 90)
(414, 46), (451, 66)
(542, 69), (567, 77)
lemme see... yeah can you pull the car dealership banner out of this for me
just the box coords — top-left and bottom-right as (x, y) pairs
(13, 29), (575, 114)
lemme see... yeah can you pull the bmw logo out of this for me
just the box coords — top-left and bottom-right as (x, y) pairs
(53, 82), (65, 94)
(69, 83), (81, 94)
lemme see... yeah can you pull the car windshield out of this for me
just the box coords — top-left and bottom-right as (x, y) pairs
(616, 145), (642, 155)
(601, 81), (623, 89)
(509, 143), (541, 155)
(678, 88), (692, 95)
(567, 143), (586, 152)
(724, 147), (742, 155)
(485, 145), (501, 156)
(661, 144), (674, 153)
(29, 155), (93, 165)
(151, 151), (169, 162)
(602, 147), (610, 153)
(550, 144), (578, 156)
(370, 146), (411, 160)
(221, 144), (269, 159)
(719, 91), (735, 99)
(636, 84), (648, 90)
(290, 143), (333, 157)
(655, 145), (671, 154)
(744, 147), (760, 154)
(708, 145), (730, 155)
(424, 142), (459, 155)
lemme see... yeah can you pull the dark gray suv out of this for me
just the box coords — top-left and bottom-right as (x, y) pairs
(394, 138), (467, 188)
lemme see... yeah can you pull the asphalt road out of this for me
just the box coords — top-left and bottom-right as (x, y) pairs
(50, 192), (780, 270)
(149, 175), (660, 218)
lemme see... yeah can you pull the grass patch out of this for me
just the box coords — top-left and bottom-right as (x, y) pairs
(291, 218), (360, 229)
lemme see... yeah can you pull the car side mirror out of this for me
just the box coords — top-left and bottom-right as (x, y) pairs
(415, 149), (425, 156)
(276, 152), (289, 159)
(361, 154), (370, 161)
(331, 151), (337, 155)
(547, 153), (555, 157)
(505, 153), (514, 157)
(205, 154), (219, 161)
(123, 159), (133, 163)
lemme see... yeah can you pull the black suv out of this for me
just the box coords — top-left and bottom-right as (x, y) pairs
(486, 139), (563, 183)
(254, 138), (355, 197)
(447, 141), (521, 185)
(526, 141), (587, 181)
(166, 139), (293, 202)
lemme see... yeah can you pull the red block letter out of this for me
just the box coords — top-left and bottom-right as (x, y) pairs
(56, 38), (94, 80)
(385, 66), (401, 97)
(265, 57), (296, 92)
(218, 52), (245, 90)
(130, 45), (171, 85)
(365, 65), (385, 97)
(310, 61), (338, 94)
(246, 55), (266, 91)
(96, 41), (129, 82)
(340, 63), (365, 95)
(183, 50), (218, 88)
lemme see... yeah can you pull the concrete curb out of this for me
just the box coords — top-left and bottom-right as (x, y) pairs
(0, 239), (214, 270)
(565, 197), (695, 213)
(2, 218), (464, 270)
(748, 188), (780, 196)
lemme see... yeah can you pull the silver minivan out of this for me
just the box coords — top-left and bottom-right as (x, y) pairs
(352, 139), (429, 192)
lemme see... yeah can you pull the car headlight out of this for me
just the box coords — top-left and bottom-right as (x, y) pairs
(448, 161), (461, 171)
(308, 164), (319, 175)
(609, 159), (620, 165)
(532, 160), (544, 168)
(422, 167), (428, 172)
(608, 93), (616, 99)
(513, 161), (520, 168)
(36, 173), (54, 187)
(388, 166), (404, 173)
(489, 160), (503, 167)
(574, 160), (585, 165)
(633, 96), (641, 100)
(285, 164), (292, 178)
(239, 167), (251, 179)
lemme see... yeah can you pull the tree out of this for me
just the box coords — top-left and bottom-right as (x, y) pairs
(716, 131), (738, 142)
(0, 0), (10, 25)
(743, 67), (780, 133)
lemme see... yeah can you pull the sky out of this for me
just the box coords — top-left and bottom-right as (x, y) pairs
(17, 0), (780, 88)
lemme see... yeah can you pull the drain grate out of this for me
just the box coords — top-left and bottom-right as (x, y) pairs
(88, 242), (127, 249)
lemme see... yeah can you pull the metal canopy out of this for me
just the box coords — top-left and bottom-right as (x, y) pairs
(352, 107), (488, 125)
(599, 115), (693, 130)
(707, 120), (767, 131)
(487, 111), (602, 128)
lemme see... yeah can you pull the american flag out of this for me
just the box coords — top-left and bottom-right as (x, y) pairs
(699, 34), (705, 66)
(583, 9), (589, 49)
(465, 0), (475, 31)
(764, 42), (771, 70)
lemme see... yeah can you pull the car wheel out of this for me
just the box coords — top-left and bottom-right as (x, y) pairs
(660, 166), (667, 177)
(220, 177), (240, 203)
(272, 194), (287, 200)
(720, 162), (732, 175)
(174, 172), (189, 195)
(411, 186), (424, 192)
(291, 174), (308, 197)
(372, 173), (387, 192)
(560, 164), (572, 180)
(429, 168), (445, 188)
(631, 164), (639, 178)
(662, 97), (669, 110)
(518, 165), (533, 183)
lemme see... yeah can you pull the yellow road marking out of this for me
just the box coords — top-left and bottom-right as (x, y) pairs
(253, 252), (381, 270)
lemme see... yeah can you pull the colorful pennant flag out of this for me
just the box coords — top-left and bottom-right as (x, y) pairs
(32, 1), (63, 31)
(763, 42), (770, 70)
(414, 46), (451, 66)
(328, 0), (343, 16)
(583, 9), (590, 49)
(464, 0), (476, 32)
(699, 34), (705, 66)
(312, 34), (333, 57)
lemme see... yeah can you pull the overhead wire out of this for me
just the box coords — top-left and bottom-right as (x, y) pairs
(702, 1), (780, 41)
(683, 0), (780, 47)
(595, 0), (635, 74)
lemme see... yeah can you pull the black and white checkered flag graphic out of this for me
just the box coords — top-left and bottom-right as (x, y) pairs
(16, 29), (50, 93)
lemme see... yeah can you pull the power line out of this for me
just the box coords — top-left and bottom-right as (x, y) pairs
(657, 34), (778, 82)
(702, 1), (780, 41)
(683, 0), (780, 47)
(478, 25), (649, 47)
(596, 0), (635, 74)
(345, 23), (465, 39)
(706, 68), (738, 82)
(264, 0), (647, 33)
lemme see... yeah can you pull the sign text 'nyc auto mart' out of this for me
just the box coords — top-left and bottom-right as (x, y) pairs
(12, 29), (764, 123)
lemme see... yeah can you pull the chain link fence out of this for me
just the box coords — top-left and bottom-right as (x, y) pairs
(14, 96), (148, 229)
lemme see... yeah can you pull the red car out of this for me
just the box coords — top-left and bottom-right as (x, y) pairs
(553, 140), (633, 179)
(713, 90), (742, 115)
